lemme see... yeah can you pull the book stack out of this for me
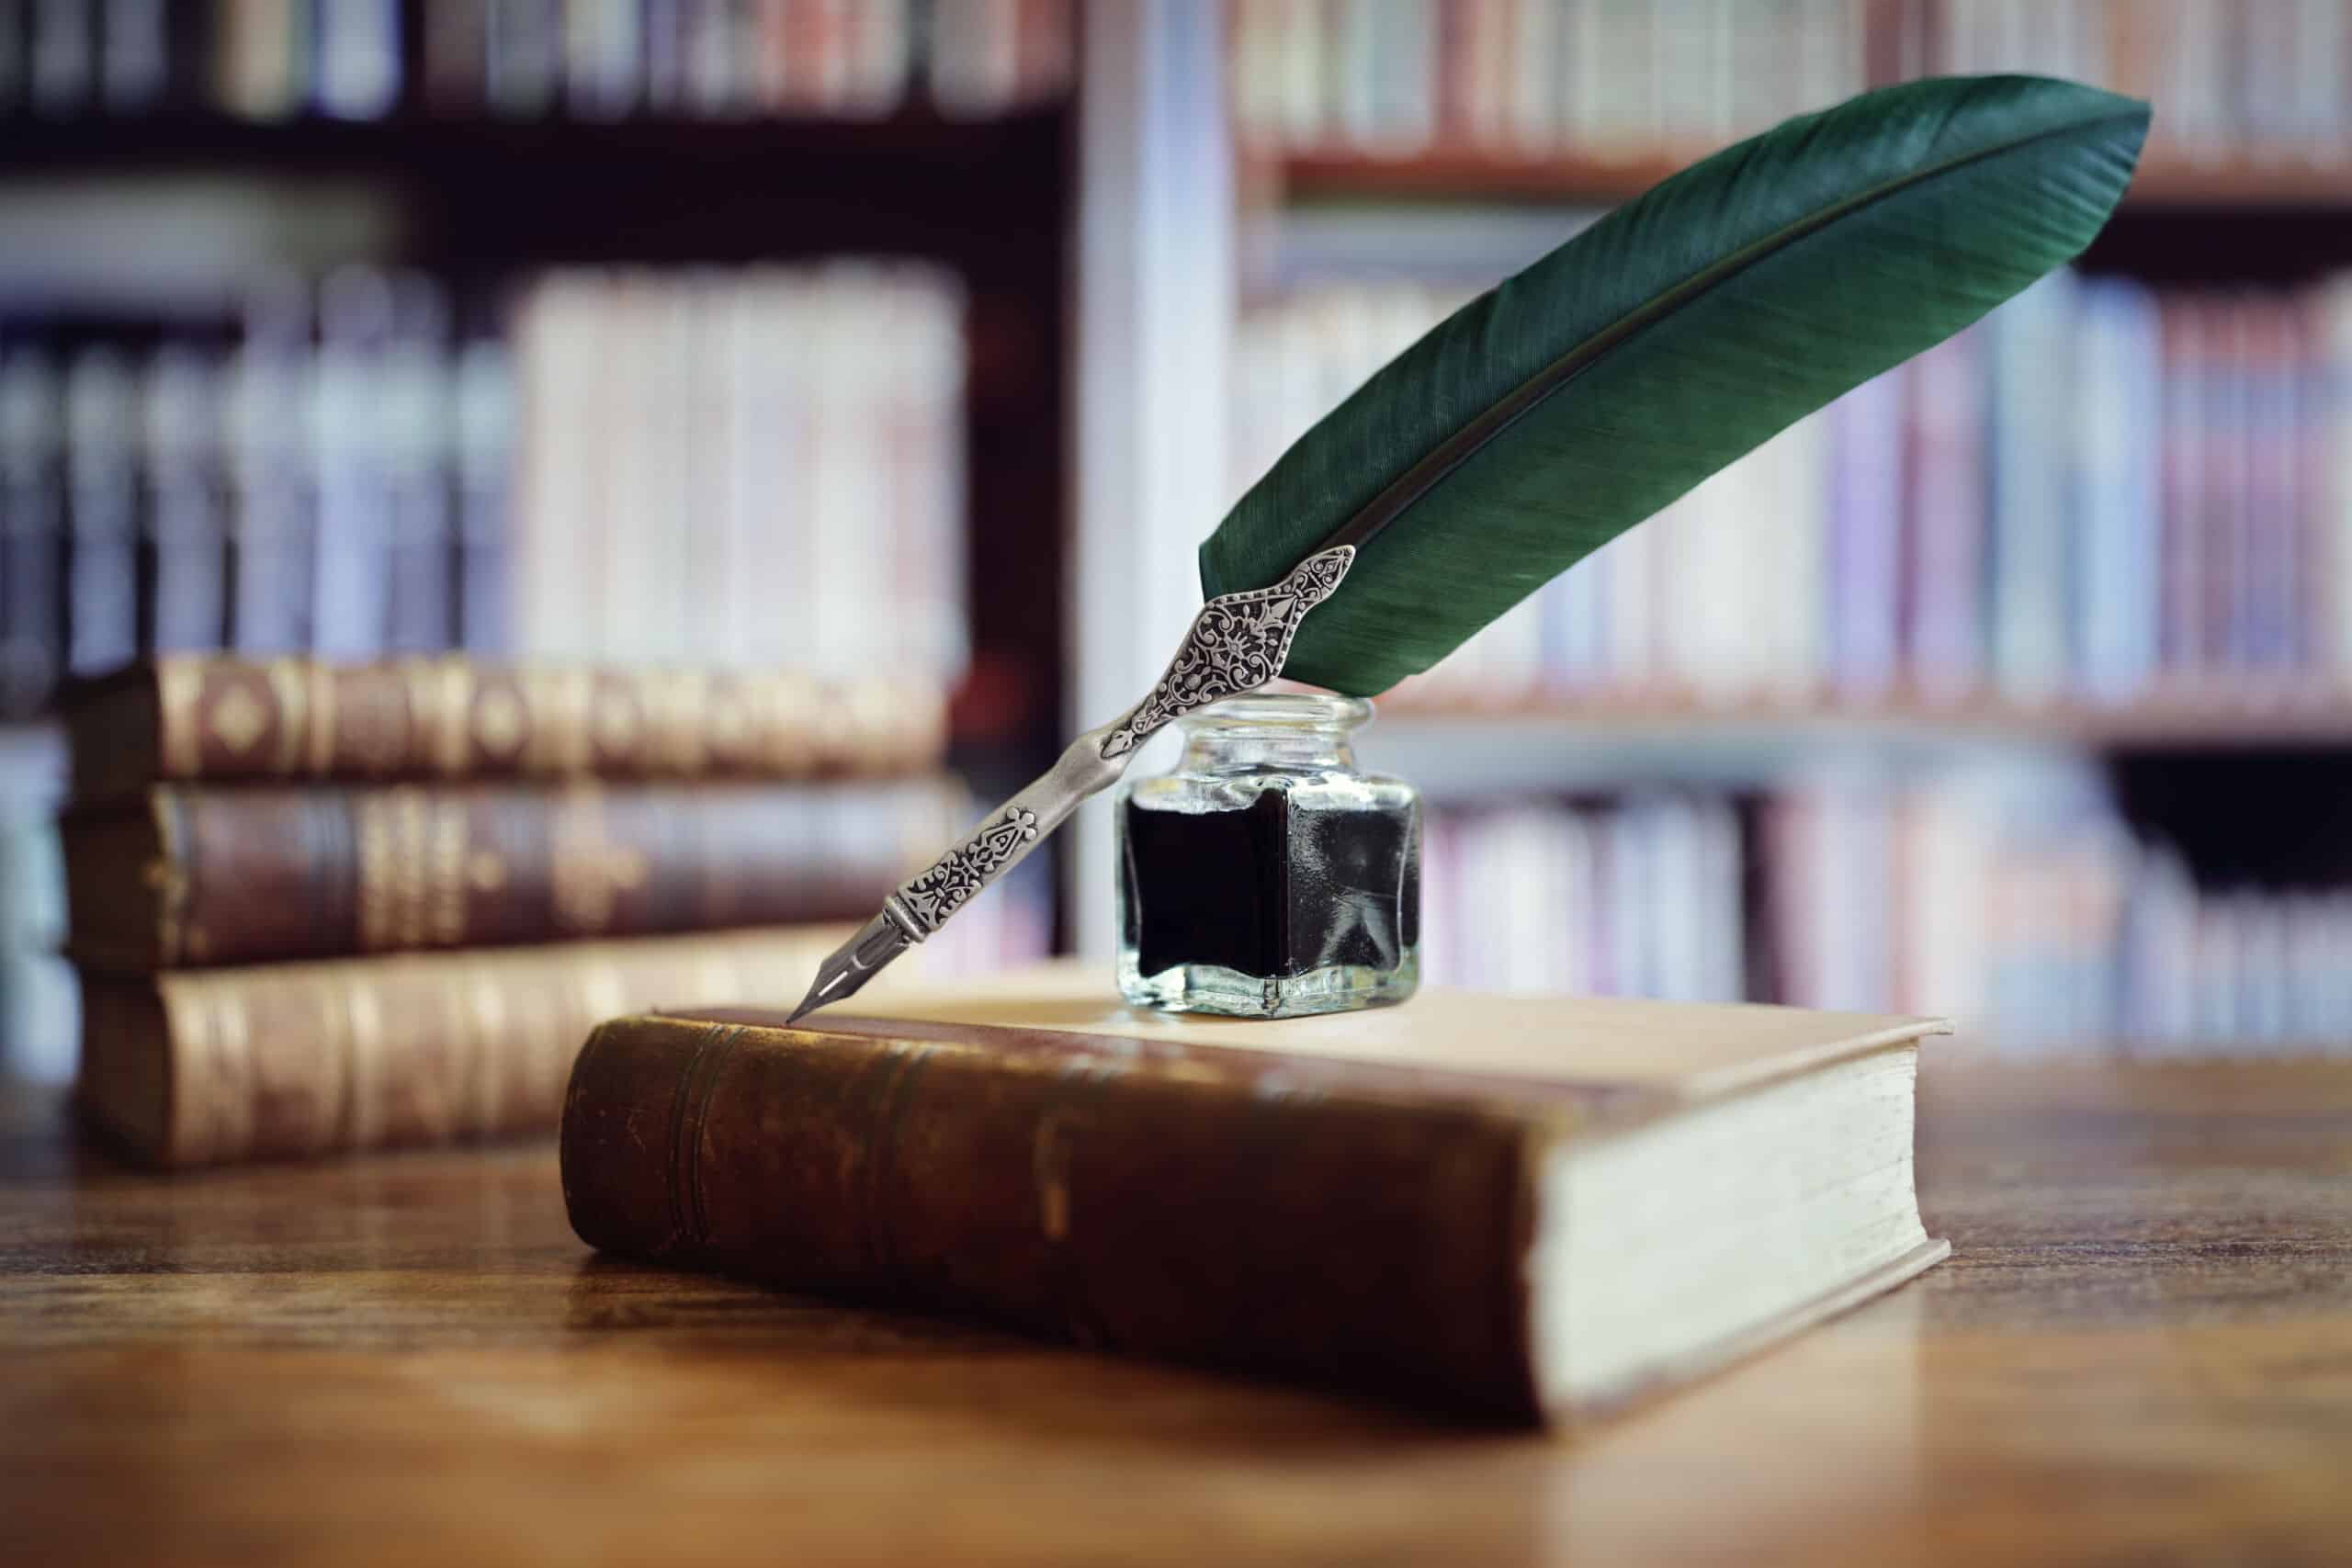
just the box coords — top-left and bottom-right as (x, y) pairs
(1230, 0), (2350, 166)
(58, 654), (1045, 1167)
(1418, 764), (2352, 1057)
(1235, 270), (2352, 709)
(0, 0), (1075, 122)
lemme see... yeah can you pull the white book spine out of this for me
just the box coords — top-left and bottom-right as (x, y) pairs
(317, 0), (402, 119)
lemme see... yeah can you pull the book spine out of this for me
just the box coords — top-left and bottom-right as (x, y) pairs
(0, 348), (68, 716)
(224, 281), (318, 655)
(311, 266), (399, 660)
(1904, 329), (1984, 698)
(141, 345), (230, 655)
(452, 338), (514, 654)
(2159, 294), (2206, 679)
(63, 344), (141, 680)
(101, 778), (962, 968)
(77, 926), (859, 1168)
(559, 1010), (1545, 1417)
(1828, 370), (1903, 700)
(140, 658), (945, 785)
(382, 275), (458, 655)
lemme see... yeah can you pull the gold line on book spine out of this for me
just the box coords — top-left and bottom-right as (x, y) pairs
(218, 981), (260, 1161)
(390, 660), (430, 774)
(648, 669), (706, 774)
(158, 659), (204, 778)
(434, 658), (472, 776)
(345, 972), (386, 1149)
(356, 795), (395, 951)
(429, 798), (469, 947)
(160, 978), (208, 1163)
(462, 957), (507, 1134)
(590, 675), (641, 765)
(561, 670), (596, 774)
(149, 790), (187, 965)
(393, 790), (429, 948)
(516, 669), (554, 775)
(267, 659), (307, 775)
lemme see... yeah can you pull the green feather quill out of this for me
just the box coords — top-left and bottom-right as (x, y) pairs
(1200, 74), (2151, 696)
(786, 74), (2154, 1021)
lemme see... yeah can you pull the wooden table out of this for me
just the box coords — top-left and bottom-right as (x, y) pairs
(4, 1057), (2348, 1566)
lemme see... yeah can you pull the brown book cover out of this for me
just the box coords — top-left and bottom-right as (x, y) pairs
(62, 657), (946, 804)
(62, 778), (967, 972)
(77, 926), (871, 1168)
(562, 968), (1951, 1422)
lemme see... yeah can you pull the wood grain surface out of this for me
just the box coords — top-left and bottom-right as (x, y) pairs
(3, 1055), (2348, 1566)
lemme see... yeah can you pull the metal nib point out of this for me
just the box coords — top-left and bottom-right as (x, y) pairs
(787, 912), (913, 1028)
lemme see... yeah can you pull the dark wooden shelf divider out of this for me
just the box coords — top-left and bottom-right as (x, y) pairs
(1252, 142), (2352, 214)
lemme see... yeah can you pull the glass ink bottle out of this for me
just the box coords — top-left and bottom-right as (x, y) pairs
(1116, 692), (1419, 1017)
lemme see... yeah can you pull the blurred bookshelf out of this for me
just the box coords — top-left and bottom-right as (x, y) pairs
(0, 0), (1080, 1077)
(1212, 0), (2352, 1051)
(7, 1), (2352, 1072)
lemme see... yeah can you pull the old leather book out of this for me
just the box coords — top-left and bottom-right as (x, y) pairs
(562, 967), (1951, 1422)
(78, 926), (866, 1168)
(62, 656), (945, 804)
(62, 778), (966, 971)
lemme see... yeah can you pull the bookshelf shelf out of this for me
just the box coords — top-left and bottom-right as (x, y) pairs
(1250, 144), (2352, 213)
(0, 110), (1070, 267)
(1360, 692), (2352, 798)
(1374, 691), (2352, 750)
(0, 108), (1062, 173)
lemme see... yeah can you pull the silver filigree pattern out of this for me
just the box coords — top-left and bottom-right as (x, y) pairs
(1098, 547), (1354, 760)
(890, 807), (1040, 934)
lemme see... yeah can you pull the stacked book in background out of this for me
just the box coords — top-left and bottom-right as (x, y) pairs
(1418, 765), (2352, 1057)
(1229, 0), (2350, 165)
(1234, 270), (2352, 710)
(0, 0), (1075, 122)
(59, 655), (1047, 1165)
(0, 268), (513, 719)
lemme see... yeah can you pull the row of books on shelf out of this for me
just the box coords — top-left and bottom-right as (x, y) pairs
(1418, 763), (2352, 1056)
(511, 263), (968, 678)
(0, 657), (1051, 1139)
(0, 268), (510, 714)
(0, 0), (1073, 124)
(0, 258), (970, 719)
(1237, 268), (2352, 709)
(1233, 0), (1863, 156)
(1231, 0), (2352, 166)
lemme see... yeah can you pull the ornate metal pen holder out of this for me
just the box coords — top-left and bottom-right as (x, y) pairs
(791, 549), (1362, 1021)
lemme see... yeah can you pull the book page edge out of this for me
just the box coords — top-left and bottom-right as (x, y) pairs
(1550, 1235), (1951, 1426)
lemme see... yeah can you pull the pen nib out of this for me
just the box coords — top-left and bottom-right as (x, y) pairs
(787, 911), (914, 1027)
